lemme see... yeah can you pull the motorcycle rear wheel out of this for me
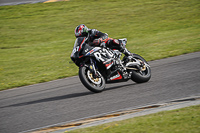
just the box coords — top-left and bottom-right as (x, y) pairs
(131, 54), (151, 83)
(79, 66), (106, 93)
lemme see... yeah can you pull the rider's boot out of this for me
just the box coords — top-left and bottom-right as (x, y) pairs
(120, 47), (132, 56)
(119, 43), (134, 62)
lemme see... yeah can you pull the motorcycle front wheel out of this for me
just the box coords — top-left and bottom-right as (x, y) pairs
(79, 66), (106, 93)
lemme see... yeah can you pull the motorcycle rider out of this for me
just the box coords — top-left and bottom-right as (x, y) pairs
(74, 24), (132, 57)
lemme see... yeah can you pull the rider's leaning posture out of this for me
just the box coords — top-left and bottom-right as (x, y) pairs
(71, 24), (151, 93)
(74, 24), (132, 57)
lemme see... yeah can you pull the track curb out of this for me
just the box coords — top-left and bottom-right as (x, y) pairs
(22, 96), (200, 133)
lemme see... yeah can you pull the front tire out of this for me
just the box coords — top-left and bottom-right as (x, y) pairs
(131, 54), (151, 83)
(79, 66), (106, 93)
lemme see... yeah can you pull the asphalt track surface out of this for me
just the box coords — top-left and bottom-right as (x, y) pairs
(0, 0), (66, 6)
(0, 52), (200, 133)
(0, 0), (46, 6)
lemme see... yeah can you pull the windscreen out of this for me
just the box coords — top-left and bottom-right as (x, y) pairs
(73, 37), (86, 48)
(73, 38), (79, 48)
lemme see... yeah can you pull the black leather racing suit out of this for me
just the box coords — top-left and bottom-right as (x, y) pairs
(87, 29), (126, 53)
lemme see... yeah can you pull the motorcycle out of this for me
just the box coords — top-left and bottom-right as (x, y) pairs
(71, 36), (151, 93)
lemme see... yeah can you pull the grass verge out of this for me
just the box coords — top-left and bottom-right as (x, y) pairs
(0, 0), (200, 90)
(67, 105), (200, 133)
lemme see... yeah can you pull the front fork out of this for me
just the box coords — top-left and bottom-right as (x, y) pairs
(87, 58), (100, 78)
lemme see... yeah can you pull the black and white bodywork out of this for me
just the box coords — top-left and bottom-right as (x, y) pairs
(71, 37), (151, 93)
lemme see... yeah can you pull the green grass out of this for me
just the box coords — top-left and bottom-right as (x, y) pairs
(0, 0), (200, 90)
(67, 105), (200, 133)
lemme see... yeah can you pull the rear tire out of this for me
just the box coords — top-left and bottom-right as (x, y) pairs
(131, 54), (151, 83)
(79, 66), (106, 93)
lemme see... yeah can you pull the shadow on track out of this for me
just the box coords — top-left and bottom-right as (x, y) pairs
(107, 82), (136, 90)
(0, 91), (93, 108)
(1, 83), (136, 108)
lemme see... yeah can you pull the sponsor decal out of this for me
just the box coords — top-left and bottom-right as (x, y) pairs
(110, 72), (122, 80)
(105, 61), (113, 69)
(86, 47), (101, 56)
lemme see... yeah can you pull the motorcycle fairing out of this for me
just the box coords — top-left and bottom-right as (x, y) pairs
(71, 37), (125, 82)
(110, 71), (122, 80)
(71, 37), (94, 65)
(85, 47), (101, 56)
(103, 59), (114, 69)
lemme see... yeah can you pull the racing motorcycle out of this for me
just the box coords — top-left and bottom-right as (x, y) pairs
(71, 36), (151, 93)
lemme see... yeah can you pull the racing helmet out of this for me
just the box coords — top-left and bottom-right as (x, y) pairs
(75, 24), (89, 38)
